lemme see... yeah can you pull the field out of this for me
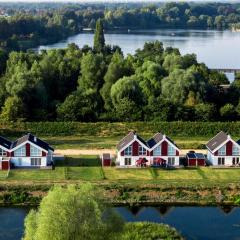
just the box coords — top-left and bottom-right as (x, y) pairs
(1, 121), (240, 150)
(3, 155), (240, 185)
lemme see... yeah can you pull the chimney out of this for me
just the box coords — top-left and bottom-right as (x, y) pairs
(34, 136), (37, 142)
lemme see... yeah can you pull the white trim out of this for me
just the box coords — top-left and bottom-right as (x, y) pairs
(118, 137), (149, 153)
(10, 140), (48, 153)
(149, 136), (179, 152)
(0, 145), (10, 152)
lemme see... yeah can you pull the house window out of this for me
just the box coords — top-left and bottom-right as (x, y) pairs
(124, 158), (131, 166)
(31, 158), (41, 166)
(232, 157), (239, 165)
(0, 148), (7, 157)
(168, 145), (175, 156)
(168, 157), (175, 166)
(14, 146), (26, 157)
(218, 145), (226, 156)
(124, 146), (132, 156)
(30, 145), (41, 156)
(153, 146), (161, 156)
(233, 145), (239, 156)
(218, 157), (225, 165)
(139, 145), (146, 155)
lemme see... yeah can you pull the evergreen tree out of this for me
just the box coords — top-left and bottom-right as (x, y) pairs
(94, 19), (105, 52)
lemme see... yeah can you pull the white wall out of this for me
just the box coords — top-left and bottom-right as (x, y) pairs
(11, 157), (47, 167)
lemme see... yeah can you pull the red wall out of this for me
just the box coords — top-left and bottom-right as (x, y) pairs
(103, 159), (111, 167)
(214, 150), (218, 156)
(161, 141), (168, 156)
(2, 161), (9, 170)
(197, 159), (205, 166)
(7, 152), (10, 157)
(132, 141), (139, 156)
(26, 143), (30, 157)
(226, 141), (233, 156)
(42, 151), (46, 157)
(176, 150), (179, 156)
(188, 159), (196, 166)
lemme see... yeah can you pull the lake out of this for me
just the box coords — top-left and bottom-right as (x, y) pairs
(2, 206), (240, 240)
(35, 29), (240, 70)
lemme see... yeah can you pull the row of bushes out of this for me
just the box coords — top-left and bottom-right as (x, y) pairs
(0, 121), (240, 137)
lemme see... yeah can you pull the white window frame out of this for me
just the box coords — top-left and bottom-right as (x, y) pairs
(139, 145), (146, 155)
(168, 145), (175, 156)
(153, 146), (161, 156)
(30, 145), (41, 156)
(218, 145), (226, 156)
(14, 146), (26, 157)
(168, 157), (175, 166)
(0, 148), (7, 157)
(124, 158), (131, 166)
(31, 158), (41, 166)
(124, 146), (132, 156)
(233, 145), (239, 156)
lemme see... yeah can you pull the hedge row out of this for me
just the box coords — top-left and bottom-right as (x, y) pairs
(0, 121), (239, 137)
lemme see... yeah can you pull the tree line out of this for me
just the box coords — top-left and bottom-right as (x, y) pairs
(0, 19), (239, 122)
(0, 2), (240, 53)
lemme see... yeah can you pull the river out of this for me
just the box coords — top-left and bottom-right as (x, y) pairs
(2, 206), (240, 240)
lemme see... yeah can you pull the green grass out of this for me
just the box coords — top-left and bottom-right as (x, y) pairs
(55, 155), (101, 166)
(104, 168), (152, 180)
(5, 154), (240, 184)
(66, 167), (104, 181)
(8, 168), (65, 181)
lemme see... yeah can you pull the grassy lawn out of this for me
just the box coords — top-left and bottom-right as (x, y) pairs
(104, 168), (152, 180)
(5, 154), (240, 183)
(66, 167), (104, 181)
(8, 168), (65, 181)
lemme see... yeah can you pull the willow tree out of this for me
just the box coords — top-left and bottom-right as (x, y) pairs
(94, 19), (105, 52)
(23, 184), (123, 240)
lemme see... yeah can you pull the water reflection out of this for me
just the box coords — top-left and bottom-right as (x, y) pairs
(115, 206), (240, 240)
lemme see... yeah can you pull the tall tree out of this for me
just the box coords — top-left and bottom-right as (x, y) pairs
(94, 19), (105, 52)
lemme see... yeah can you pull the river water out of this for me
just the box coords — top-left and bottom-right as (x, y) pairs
(2, 206), (240, 240)
(35, 29), (240, 70)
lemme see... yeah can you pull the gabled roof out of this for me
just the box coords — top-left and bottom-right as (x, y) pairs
(117, 131), (147, 151)
(0, 136), (12, 150)
(147, 132), (179, 150)
(12, 133), (54, 152)
(206, 131), (229, 152)
(147, 132), (164, 148)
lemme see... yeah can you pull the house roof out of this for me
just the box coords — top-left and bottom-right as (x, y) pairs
(0, 136), (12, 150)
(12, 133), (54, 152)
(147, 132), (164, 148)
(186, 152), (205, 160)
(206, 131), (229, 152)
(147, 132), (179, 149)
(117, 131), (147, 151)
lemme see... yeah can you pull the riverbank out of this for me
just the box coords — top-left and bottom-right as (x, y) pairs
(0, 180), (239, 207)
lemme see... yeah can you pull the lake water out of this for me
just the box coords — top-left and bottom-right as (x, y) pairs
(2, 206), (240, 240)
(35, 29), (240, 70)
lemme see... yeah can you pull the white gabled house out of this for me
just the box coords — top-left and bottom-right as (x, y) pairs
(0, 133), (54, 169)
(206, 131), (240, 166)
(116, 131), (180, 167)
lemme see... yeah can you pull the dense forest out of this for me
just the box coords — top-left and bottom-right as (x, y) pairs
(0, 2), (240, 52)
(0, 19), (239, 123)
